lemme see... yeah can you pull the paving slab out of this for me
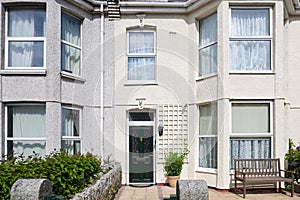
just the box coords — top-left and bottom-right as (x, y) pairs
(115, 185), (300, 200)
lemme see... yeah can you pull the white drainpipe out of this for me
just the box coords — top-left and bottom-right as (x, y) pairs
(100, 3), (104, 160)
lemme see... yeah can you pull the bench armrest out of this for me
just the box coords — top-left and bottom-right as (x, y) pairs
(280, 169), (295, 179)
(235, 170), (246, 176)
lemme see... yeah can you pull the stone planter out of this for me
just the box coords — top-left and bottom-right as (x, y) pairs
(168, 176), (180, 188)
(295, 183), (300, 193)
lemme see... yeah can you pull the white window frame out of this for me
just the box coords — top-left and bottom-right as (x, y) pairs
(61, 12), (82, 77)
(61, 106), (82, 154)
(126, 29), (156, 83)
(229, 101), (273, 170)
(229, 7), (273, 73)
(5, 8), (46, 70)
(5, 103), (46, 158)
(197, 102), (218, 173)
(198, 13), (218, 79)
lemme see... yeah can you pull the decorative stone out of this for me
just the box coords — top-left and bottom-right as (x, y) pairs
(72, 162), (122, 200)
(176, 180), (208, 200)
(10, 179), (52, 200)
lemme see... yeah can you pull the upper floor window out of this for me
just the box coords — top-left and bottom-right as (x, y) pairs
(6, 8), (46, 68)
(199, 13), (217, 77)
(61, 13), (81, 76)
(230, 8), (271, 71)
(127, 30), (155, 81)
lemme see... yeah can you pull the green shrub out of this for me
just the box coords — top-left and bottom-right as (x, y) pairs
(0, 150), (102, 199)
(164, 150), (189, 176)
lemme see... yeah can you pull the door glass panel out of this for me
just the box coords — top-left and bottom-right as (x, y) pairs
(129, 126), (154, 183)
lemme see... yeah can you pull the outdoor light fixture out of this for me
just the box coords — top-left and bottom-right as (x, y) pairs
(158, 123), (164, 136)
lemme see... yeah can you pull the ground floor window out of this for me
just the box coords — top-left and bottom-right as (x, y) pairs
(230, 102), (272, 168)
(61, 107), (81, 155)
(199, 103), (217, 169)
(6, 104), (46, 159)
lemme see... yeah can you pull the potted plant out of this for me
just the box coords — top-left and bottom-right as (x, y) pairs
(164, 149), (189, 188)
(285, 139), (300, 192)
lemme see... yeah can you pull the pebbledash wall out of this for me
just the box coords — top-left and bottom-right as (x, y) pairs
(0, 0), (115, 159)
(2, 0), (300, 191)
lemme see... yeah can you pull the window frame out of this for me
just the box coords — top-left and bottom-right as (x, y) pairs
(229, 7), (273, 73)
(5, 103), (46, 159)
(229, 101), (273, 169)
(5, 7), (46, 70)
(61, 12), (82, 77)
(126, 29), (156, 83)
(197, 102), (218, 173)
(61, 106), (82, 155)
(198, 13), (218, 79)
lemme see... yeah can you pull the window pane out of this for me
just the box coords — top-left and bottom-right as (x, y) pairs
(230, 137), (271, 168)
(199, 103), (217, 135)
(128, 57), (155, 80)
(199, 44), (217, 76)
(8, 105), (46, 138)
(129, 112), (154, 121)
(199, 137), (217, 168)
(61, 13), (81, 46)
(62, 140), (81, 155)
(200, 13), (217, 47)
(7, 140), (46, 159)
(61, 44), (81, 75)
(231, 8), (270, 37)
(129, 32), (154, 54)
(8, 9), (45, 37)
(232, 103), (270, 133)
(230, 40), (271, 71)
(62, 108), (80, 137)
(8, 41), (44, 67)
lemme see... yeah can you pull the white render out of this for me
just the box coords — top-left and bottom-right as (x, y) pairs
(1, 0), (300, 190)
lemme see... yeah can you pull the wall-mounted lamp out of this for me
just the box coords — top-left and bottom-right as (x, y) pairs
(136, 14), (145, 28)
(158, 123), (164, 136)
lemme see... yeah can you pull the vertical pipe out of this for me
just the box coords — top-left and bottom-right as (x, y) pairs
(100, 4), (104, 160)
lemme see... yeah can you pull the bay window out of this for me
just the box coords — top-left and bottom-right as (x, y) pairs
(61, 107), (81, 155)
(230, 8), (271, 71)
(199, 13), (217, 77)
(6, 105), (46, 158)
(6, 8), (45, 68)
(230, 102), (272, 168)
(199, 103), (217, 170)
(127, 30), (155, 81)
(61, 13), (81, 76)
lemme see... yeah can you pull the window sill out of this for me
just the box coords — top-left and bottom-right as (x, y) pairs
(61, 71), (86, 82)
(0, 69), (47, 75)
(196, 74), (217, 81)
(195, 168), (217, 174)
(229, 71), (275, 75)
(124, 81), (158, 86)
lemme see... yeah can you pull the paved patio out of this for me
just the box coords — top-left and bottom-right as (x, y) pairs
(115, 185), (300, 200)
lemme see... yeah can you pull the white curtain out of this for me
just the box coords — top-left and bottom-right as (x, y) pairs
(8, 9), (45, 67)
(12, 106), (46, 138)
(128, 57), (155, 80)
(230, 138), (271, 168)
(129, 32), (154, 53)
(199, 103), (217, 168)
(8, 105), (46, 158)
(62, 108), (79, 137)
(61, 14), (81, 75)
(199, 13), (217, 76)
(61, 140), (80, 155)
(230, 9), (270, 71)
(128, 32), (155, 80)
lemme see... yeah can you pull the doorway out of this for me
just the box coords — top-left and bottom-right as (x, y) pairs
(128, 112), (155, 184)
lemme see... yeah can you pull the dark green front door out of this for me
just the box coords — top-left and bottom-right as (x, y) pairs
(129, 126), (154, 183)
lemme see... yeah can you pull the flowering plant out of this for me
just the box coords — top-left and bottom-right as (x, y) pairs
(285, 139), (300, 183)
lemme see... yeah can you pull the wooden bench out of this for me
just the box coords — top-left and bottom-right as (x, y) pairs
(234, 158), (294, 198)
